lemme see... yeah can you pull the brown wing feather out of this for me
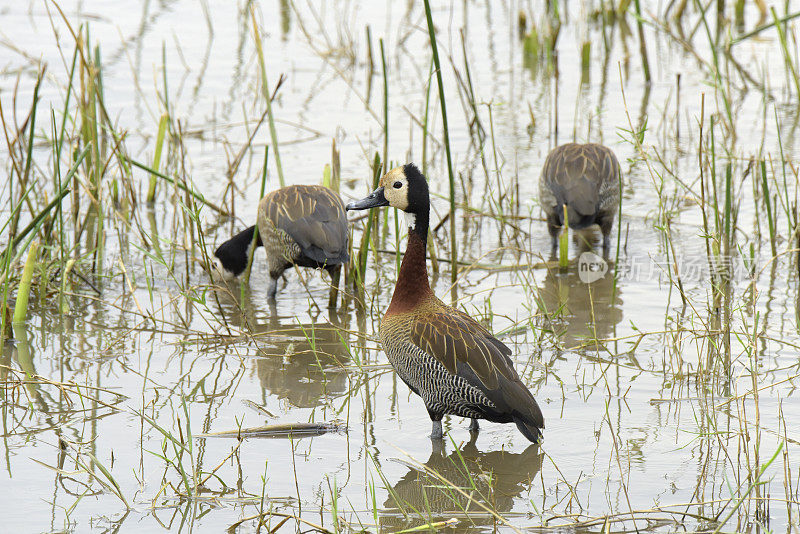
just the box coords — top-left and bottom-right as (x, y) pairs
(265, 185), (349, 263)
(409, 305), (544, 430)
(410, 306), (517, 390)
(539, 143), (619, 218)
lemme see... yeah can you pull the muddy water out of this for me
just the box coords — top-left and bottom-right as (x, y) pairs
(2, 1), (800, 532)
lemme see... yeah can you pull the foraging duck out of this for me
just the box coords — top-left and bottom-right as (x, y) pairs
(347, 164), (544, 442)
(539, 143), (620, 256)
(213, 185), (349, 300)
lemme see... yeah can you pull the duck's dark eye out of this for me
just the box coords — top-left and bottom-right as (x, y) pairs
(393, 181), (403, 189)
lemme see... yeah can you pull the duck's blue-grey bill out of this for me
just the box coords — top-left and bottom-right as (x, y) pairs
(346, 187), (389, 210)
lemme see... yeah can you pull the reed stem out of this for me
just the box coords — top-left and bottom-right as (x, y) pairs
(243, 146), (269, 288)
(380, 38), (388, 174)
(13, 241), (39, 324)
(251, 6), (285, 187)
(147, 113), (169, 203)
(760, 159), (777, 257)
(771, 7), (800, 96)
(422, 0), (458, 294)
(559, 205), (569, 269)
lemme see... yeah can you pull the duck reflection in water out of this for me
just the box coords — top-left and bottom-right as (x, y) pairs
(537, 262), (623, 349)
(213, 287), (351, 409)
(382, 436), (543, 529)
(255, 310), (350, 409)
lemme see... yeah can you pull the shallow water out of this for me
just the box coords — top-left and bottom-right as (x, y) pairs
(2, 1), (800, 532)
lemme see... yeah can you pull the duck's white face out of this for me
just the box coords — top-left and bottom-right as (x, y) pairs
(381, 167), (410, 211)
(211, 256), (238, 281)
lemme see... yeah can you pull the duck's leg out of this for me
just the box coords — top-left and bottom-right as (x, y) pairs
(267, 275), (278, 300)
(468, 418), (480, 433)
(430, 420), (443, 439)
(599, 214), (615, 258)
(427, 410), (444, 440)
(265, 262), (285, 301)
(326, 264), (341, 309)
(547, 213), (561, 258)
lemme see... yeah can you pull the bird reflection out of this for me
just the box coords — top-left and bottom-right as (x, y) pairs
(382, 437), (543, 530)
(212, 285), (351, 409)
(254, 311), (351, 409)
(536, 261), (623, 348)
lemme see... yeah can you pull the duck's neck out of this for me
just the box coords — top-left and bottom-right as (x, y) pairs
(386, 208), (431, 315)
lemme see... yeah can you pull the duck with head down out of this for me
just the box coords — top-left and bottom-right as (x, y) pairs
(539, 143), (620, 257)
(212, 185), (349, 303)
(347, 164), (545, 442)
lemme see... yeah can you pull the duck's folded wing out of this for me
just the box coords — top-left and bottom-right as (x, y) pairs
(409, 308), (544, 429)
(543, 144), (599, 216)
(409, 309), (517, 390)
(590, 144), (621, 212)
(264, 187), (349, 263)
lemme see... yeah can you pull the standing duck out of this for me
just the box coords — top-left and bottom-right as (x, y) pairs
(347, 164), (544, 442)
(539, 143), (620, 256)
(213, 185), (349, 300)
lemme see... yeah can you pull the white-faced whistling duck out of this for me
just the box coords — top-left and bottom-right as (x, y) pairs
(213, 185), (349, 300)
(346, 164), (545, 442)
(539, 143), (620, 256)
